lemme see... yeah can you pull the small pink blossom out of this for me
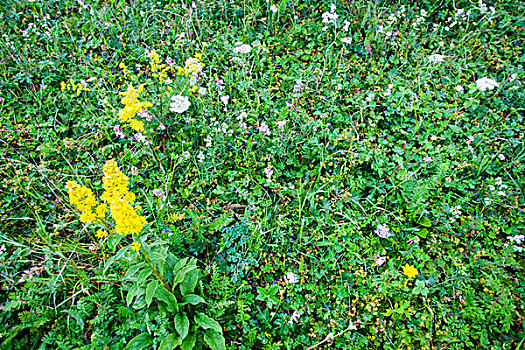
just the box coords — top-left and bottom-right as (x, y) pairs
(445, 176), (452, 183)
(431, 135), (438, 141)
(424, 156), (432, 162)
(158, 123), (166, 130)
(259, 122), (271, 136)
(375, 224), (392, 239)
(498, 154), (505, 161)
(375, 256), (387, 266)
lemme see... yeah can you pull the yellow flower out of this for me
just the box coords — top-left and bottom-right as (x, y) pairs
(131, 242), (141, 251)
(96, 229), (108, 238)
(60, 82), (66, 90)
(402, 264), (418, 278)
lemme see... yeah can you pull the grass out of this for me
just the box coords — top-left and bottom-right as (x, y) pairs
(1, 0), (525, 349)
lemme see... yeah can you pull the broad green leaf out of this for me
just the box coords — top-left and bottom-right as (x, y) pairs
(154, 285), (179, 313)
(145, 280), (159, 307)
(124, 263), (147, 281)
(195, 313), (222, 334)
(174, 313), (190, 339)
(203, 330), (226, 350)
(158, 333), (182, 350)
(416, 216), (431, 228)
(126, 283), (140, 306)
(415, 228), (428, 238)
(125, 333), (152, 350)
(180, 269), (199, 296)
(180, 294), (207, 305)
(137, 268), (152, 284)
(181, 332), (196, 350)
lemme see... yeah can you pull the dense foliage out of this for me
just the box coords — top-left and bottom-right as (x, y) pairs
(1, 0), (524, 349)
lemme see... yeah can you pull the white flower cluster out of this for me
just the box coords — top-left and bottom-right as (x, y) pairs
(476, 77), (499, 91)
(428, 54), (445, 64)
(284, 272), (298, 284)
(170, 95), (191, 113)
(375, 224), (393, 239)
(507, 235), (524, 253)
(322, 3), (338, 24)
(233, 42), (252, 54)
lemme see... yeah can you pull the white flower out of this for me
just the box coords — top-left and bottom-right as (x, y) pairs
(375, 224), (392, 239)
(220, 95), (229, 106)
(498, 154), (505, 161)
(284, 272), (298, 284)
(197, 151), (205, 163)
(341, 37), (352, 44)
(270, 4), (278, 13)
(289, 311), (300, 325)
(233, 44), (252, 54)
(455, 85), (464, 92)
(134, 132), (147, 143)
(428, 54), (445, 63)
(182, 151), (191, 159)
(276, 120), (287, 129)
(343, 20), (350, 31)
(322, 10), (338, 24)
(198, 87), (207, 95)
(476, 77), (499, 91)
(153, 189), (165, 198)
(170, 95), (191, 113)
(259, 122), (271, 136)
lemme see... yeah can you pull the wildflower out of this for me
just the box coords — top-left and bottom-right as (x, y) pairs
(467, 135), (474, 144)
(170, 95), (191, 113)
(375, 224), (392, 238)
(270, 4), (278, 13)
(220, 95), (229, 106)
(343, 19), (350, 31)
(276, 120), (287, 129)
(293, 81), (302, 93)
(424, 156), (432, 162)
(431, 135), (438, 141)
(198, 87), (207, 95)
(153, 189), (165, 198)
(197, 151), (205, 163)
(131, 242), (141, 251)
(216, 78), (225, 90)
(445, 176), (452, 183)
(375, 256), (387, 266)
(341, 37), (352, 44)
(114, 125), (126, 138)
(182, 151), (191, 159)
(289, 311), (300, 325)
(476, 77), (499, 91)
(96, 229), (108, 238)
(134, 132), (148, 143)
(265, 166), (273, 182)
(67, 181), (106, 224)
(428, 54), (445, 63)
(233, 44), (252, 54)
(158, 123), (166, 131)
(498, 154), (505, 161)
(455, 85), (464, 92)
(402, 264), (418, 278)
(170, 212), (185, 223)
(284, 272), (298, 284)
(259, 122), (271, 136)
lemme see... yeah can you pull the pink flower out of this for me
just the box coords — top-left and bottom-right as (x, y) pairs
(431, 135), (438, 141)
(158, 123), (166, 130)
(321, 113), (328, 118)
(375, 256), (387, 266)
(498, 154), (505, 161)
(375, 224), (392, 238)
(424, 156), (432, 162)
(276, 120), (287, 129)
(445, 176), (452, 183)
(113, 125), (126, 138)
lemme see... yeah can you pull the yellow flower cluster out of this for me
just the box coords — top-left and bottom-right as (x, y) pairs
(100, 159), (147, 236)
(118, 84), (153, 132)
(67, 181), (107, 224)
(119, 62), (129, 75)
(169, 212), (185, 223)
(402, 264), (419, 278)
(61, 79), (90, 96)
(147, 50), (168, 81)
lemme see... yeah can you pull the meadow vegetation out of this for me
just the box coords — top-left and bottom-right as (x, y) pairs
(1, 0), (525, 349)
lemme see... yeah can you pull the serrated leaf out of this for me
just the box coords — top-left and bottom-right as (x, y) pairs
(203, 330), (225, 350)
(195, 313), (222, 334)
(180, 269), (199, 296)
(180, 294), (207, 305)
(181, 332), (196, 350)
(158, 333), (182, 350)
(174, 313), (190, 339)
(146, 280), (159, 307)
(125, 333), (152, 350)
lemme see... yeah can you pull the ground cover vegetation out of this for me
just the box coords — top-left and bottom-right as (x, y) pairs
(1, 0), (525, 348)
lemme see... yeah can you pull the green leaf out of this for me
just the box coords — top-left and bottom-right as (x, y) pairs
(154, 285), (179, 313)
(181, 332), (196, 350)
(415, 228), (428, 238)
(125, 333), (152, 350)
(158, 333), (182, 350)
(195, 313), (222, 334)
(103, 245), (130, 273)
(180, 269), (199, 296)
(416, 215), (431, 228)
(180, 294), (207, 306)
(126, 283), (140, 306)
(146, 280), (159, 307)
(174, 313), (190, 339)
(203, 330), (226, 350)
